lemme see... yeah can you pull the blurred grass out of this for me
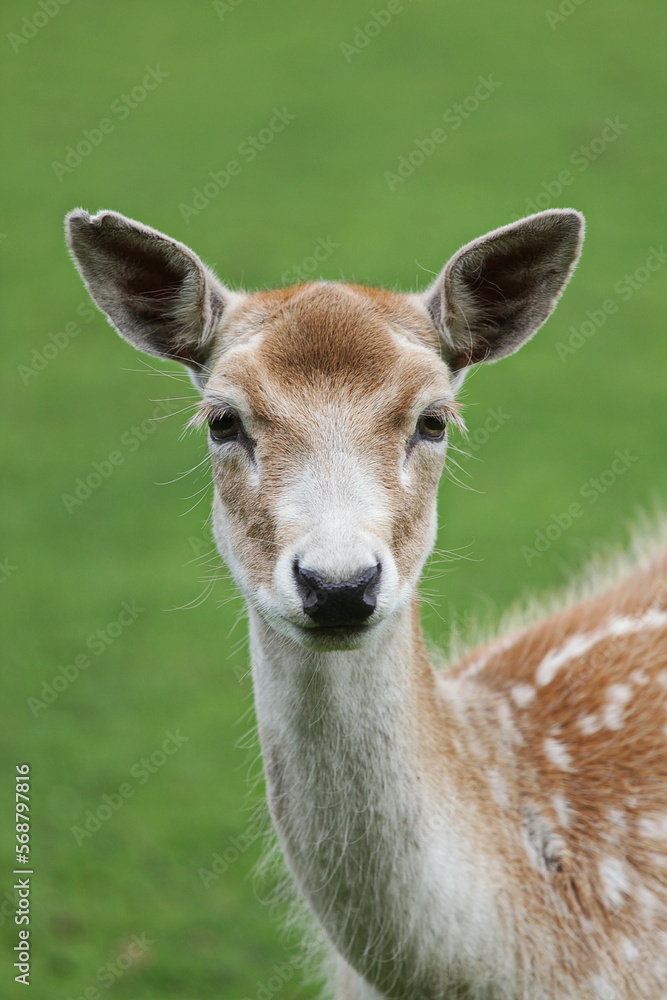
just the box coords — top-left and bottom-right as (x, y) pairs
(2, 1), (666, 997)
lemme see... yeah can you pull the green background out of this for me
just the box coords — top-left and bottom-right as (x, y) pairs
(2, 1), (666, 997)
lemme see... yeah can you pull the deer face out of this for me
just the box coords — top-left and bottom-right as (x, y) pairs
(195, 283), (460, 648)
(66, 208), (584, 649)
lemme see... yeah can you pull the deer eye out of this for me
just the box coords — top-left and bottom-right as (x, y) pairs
(417, 413), (446, 441)
(208, 411), (241, 442)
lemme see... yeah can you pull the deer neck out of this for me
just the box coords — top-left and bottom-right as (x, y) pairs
(248, 600), (514, 997)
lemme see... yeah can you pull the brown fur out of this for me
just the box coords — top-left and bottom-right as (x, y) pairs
(206, 282), (458, 590)
(439, 550), (667, 995)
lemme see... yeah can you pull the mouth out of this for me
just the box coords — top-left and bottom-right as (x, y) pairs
(292, 620), (379, 650)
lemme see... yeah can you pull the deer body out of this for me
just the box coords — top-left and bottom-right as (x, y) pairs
(66, 207), (667, 999)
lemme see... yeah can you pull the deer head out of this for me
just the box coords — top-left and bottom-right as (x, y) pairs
(66, 208), (584, 651)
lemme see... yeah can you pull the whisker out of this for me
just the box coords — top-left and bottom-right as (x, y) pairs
(156, 456), (210, 486)
(153, 402), (202, 421)
(444, 456), (472, 479)
(180, 484), (213, 517)
(184, 550), (219, 567)
(442, 467), (481, 493)
(448, 444), (476, 464)
(164, 578), (217, 611)
(150, 395), (202, 403)
(122, 360), (193, 384)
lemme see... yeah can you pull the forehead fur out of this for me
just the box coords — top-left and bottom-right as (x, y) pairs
(208, 282), (451, 416)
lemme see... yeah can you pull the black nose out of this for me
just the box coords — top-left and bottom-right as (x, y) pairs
(293, 562), (381, 627)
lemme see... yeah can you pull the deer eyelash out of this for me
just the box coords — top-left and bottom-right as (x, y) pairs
(187, 403), (235, 432)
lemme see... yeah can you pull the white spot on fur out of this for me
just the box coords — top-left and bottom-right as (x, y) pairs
(620, 937), (640, 962)
(578, 713), (602, 735)
(589, 974), (617, 999)
(643, 607), (667, 629)
(553, 794), (570, 828)
(637, 884), (659, 915)
(520, 825), (540, 869)
(536, 632), (593, 687)
(496, 698), (524, 745)
(608, 807), (627, 833)
(639, 814), (667, 838)
(598, 856), (630, 909)
(536, 611), (667, 687)
(510, 683), (535, 708)
(488, 769), (511, 810)
(602, 683), (633, 730)
(544, 738), (573, 771)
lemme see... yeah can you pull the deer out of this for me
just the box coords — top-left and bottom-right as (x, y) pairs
(65, 206), (667, 1000)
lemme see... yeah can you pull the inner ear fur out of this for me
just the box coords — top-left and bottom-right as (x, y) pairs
(423, 209), (585, 371)
(65, 209), (232, 377)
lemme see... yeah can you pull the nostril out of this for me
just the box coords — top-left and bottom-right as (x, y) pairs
(293, 561), (325, 610)
(293, 560), (381, 626)
(362, 562), (381, 610)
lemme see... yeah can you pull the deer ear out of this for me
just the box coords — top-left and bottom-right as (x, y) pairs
(65, 209), (238, 385)
(422, 209), (585, 372)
